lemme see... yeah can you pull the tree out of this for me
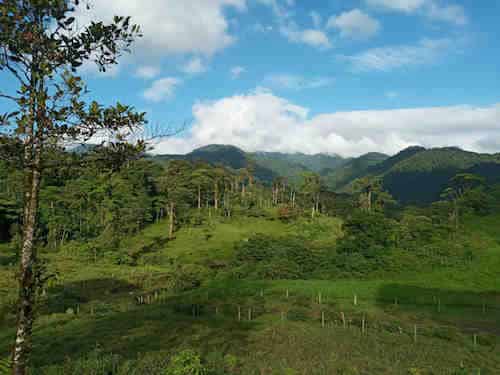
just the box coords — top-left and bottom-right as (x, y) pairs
(300, 172), (321, 218)
(353, 177), (395, 212)
(0, 2), (144, 373)
(158, 160), (194, 239)
(441, 173), (486, 230)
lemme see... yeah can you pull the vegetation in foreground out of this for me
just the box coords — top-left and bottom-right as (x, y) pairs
(1, 144), (500, 373)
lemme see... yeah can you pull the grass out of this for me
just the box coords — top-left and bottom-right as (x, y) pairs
(0, 213), (499, 373)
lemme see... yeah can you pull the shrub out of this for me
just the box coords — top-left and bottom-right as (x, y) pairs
(165, 350), (208, 375)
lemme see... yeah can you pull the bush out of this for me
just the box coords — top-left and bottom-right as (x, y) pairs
(165, 350), (208, 375)
(233, 234), (320, 279)
(337, 211), (397, 258)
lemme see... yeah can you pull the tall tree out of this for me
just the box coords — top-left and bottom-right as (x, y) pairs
(300, 172), (321, 218)
(441, 173), (485, 230)
(0, 2), (144, 373)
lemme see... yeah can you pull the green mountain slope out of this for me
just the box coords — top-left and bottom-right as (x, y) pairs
(322, 152), (389, 190)
(381, 147), (500, 204)
(151, 145), (348, 185)
(250, 151), (345, 184)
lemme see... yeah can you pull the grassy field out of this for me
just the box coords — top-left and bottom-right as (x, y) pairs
(1, 213), (499, 374)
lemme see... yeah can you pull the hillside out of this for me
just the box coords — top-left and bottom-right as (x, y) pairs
(322, 152), (389, 190)
(250, 151), (346, 184)
(380, 147), (500, 204)
(150, 145), (348, 185)
(2, 210), (500, 373)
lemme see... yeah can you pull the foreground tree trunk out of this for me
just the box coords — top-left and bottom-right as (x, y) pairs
(13, 142), (42, 375)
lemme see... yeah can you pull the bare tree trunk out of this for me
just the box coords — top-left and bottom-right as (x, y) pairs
(367, 190), (372, 212)
(168, 202), (175, 239)
(197, 186), (201, 210)
(214, 182), (219, 210)
(13, 142), (42, 375)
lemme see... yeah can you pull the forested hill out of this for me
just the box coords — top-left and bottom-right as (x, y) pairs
(379, 147), (500, 204)
(150, 144), (349, 185)
(149, 144), (500, 205)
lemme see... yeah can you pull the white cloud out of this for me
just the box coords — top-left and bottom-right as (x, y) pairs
(341, 38), (455, 72)
(280, 24), (332, 49)
(135, 65), (161, 79)
(75, 0), (246, 59)
(327, 9), (380, 39)
(427, 3), (467, 25)
(365, 0), (467, 25)
(256, 0), (294, 19)
(143, 77), (182, 102)
(150, 90), (500, 156)
(180, 57), (207, 75)
(264, 74), (335, 90)
(231, 66), (246, 79)
(365, 0), (427, 13)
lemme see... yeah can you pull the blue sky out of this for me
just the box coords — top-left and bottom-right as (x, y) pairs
(1, 0), (500, 156)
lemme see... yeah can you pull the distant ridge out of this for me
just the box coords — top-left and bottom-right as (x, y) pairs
(147, 143), (500, 204)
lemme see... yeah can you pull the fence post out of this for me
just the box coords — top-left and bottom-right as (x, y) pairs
(321, 311), (325, 328)
(362, 316), (366, 334)
(353, 294), (358, 306)
(413, 324), (417, 343)
(238, 306), (241, 321)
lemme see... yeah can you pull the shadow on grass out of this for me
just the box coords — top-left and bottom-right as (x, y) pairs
(0, 254), (16, 266)
(43, 278), (138, 314)
(26, 302), (255, 368)
(376, 283), (500, 333)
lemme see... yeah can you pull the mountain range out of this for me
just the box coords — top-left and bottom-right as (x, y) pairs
(150, 144), (500, 205)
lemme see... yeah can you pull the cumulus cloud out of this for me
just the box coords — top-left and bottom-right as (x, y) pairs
(230, 66), (246, 79)
(264, 74), (335, 90)
(135, 66), (161, 79)
(365, 0), (467, 25)
(75, 0), (246, 59)
(427, 3), (467, 25)
(143, 77), (182, 102)
(150, 90), (500, 156)
(341, 38), (456, 72)
(280, 24), (332, 49)
(327, 9), (381, 39)
(365, 0), (427, 13)
(180, 57), (207, 75)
